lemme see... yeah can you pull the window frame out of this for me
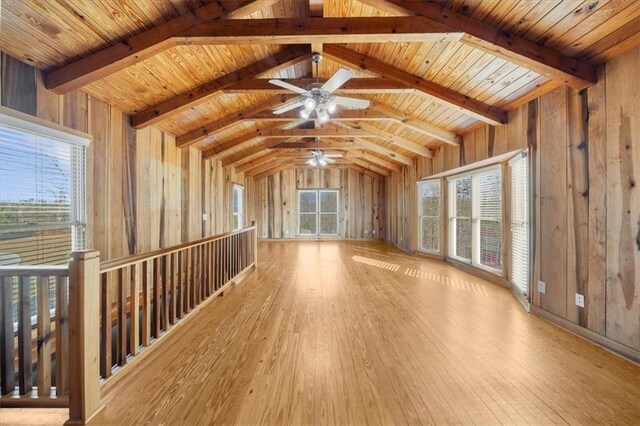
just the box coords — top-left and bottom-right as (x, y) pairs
(447, 165), (503, 275)
(509, 151), (530, 299)
(297, 189), (339, 236)
(417, 179), (440, 253)
(232, 184), (244, 231)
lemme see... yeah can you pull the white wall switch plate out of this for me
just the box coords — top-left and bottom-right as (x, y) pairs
(538, 281), (546, 294)
(202, 213), (208, 221)
(575, 293), (585, 308)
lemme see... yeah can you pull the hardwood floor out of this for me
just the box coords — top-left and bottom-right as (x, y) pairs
(89, 241), (639, 425)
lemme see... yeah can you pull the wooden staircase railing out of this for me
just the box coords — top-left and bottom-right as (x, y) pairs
(0, 222), (257, 423)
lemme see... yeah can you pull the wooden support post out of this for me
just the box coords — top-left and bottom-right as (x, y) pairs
(252, 221), (258, 267)
(68, 250), (104, 424)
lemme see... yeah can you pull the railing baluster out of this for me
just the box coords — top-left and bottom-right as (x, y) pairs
(153, 259), (161, 338)
(100, 272), (112, 379)
(162, 256), (169, 332)
(142, 261), (151, 347)
(177, 252), (183, 319)
(117, 267), (127, 366)
(55, 276), (69, 396)
(0, 276), (15, 395)
(130, 264), (140, 356)
(37, 276), (52, 396)
(18, 276), (32, 395)
(170, 253), (177, 325)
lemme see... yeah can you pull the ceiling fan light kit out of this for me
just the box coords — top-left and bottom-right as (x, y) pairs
(268, 53), (370, 124)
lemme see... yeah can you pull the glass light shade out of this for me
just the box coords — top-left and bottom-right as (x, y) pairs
(319, 158), (327, 166)
(300, 109), (312, 119)
(304, 97), (316, 111)
(316, 107), (329, 123)
(309, 158), (317, 166)
(326, 99), (337, 113)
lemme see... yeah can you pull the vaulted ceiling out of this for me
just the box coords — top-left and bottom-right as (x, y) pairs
(2, 0), (639, 179)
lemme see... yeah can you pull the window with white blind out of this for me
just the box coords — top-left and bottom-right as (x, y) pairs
(510, 153), (529, 295)
(448, 166), (502, 273)
(0, 112), (88, 267)
(232, 185), (244, 231)
(418, 180), (440, 253)
(298, 189), (339, 236)
(448, 176), (472, 261)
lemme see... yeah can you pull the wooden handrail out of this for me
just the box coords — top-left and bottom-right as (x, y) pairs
(100, 225), (257, 273)
(0, 266), (68, 277)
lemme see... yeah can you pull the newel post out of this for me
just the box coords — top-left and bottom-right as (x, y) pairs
(67, 250), (104, 424)
(252, 220), (258, 267)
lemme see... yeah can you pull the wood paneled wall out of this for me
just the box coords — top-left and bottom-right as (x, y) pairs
(255, 168), (384, 239)
(0, 53), (254, 261)
(386, 47), (639, 353)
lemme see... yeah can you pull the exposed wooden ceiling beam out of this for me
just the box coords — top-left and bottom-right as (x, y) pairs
(243, 156), (293, 176)
(203, 121), (303, 159)
(132, 46), (310, 128)
(369, 103), (461, 146)
(250, 162), (385, 181)
(324, 44), (507, 126)
(273, 158), (387, 179)
(272, 141), (357, 149)
(176, 94), (297, 148)
(222, 148), (275, 168)
(44, 0), (278, 93)
(346, 158), (392, 176)
(235, 151), (283, 173)
(262, 128), (373, 138)
(249, 109), (389, 121)
(358, 0), (596, 89)
(252, 164), (290, 180)
(332, 120), (432, 158)
(352, 138), (414, 166)
(178, 17), (463, 44)
(344, 150), (401, 172)
(224, 78), (411, 94)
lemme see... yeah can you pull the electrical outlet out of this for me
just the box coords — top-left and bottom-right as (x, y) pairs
(202, 213), (208, 221)
(538, 281), (546, 294)
(575, 293), (585, 308)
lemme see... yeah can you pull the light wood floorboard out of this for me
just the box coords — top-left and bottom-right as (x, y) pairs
(85, 241), (639, 425)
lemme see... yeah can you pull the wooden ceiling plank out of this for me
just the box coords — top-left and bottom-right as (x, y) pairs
(44, 0), (278, 93)
(132, 45), (311, 128)
(359, 0), (596, 88)
(224, 78), (411, 94)
(346, 157), (392, 176)
(176, 94), (297, 148)
(352, 121), (434, 157)
(243, 156), (292, 175)
(369, 102), (460, 146)
(235, 151), (282, 173)
(323, 44), (507, 126)
(177, 17), (464, 44)
(344, 150), (401, 173)
(252, 164), (290, 180)
(222, 148), (274, 168)
(272, 141), (357, 149)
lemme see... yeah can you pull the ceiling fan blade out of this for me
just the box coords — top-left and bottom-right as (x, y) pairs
(321, 68), (354, 93)
(273, 99), (304, 115)
(325, 157), (336, 163)
(325, 153), (343, 158)
(305, 158), (315, 165)
(333, 96), (370, 109)
(268, 79), (308, 95)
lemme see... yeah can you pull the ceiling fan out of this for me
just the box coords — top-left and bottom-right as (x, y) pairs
(268, 53), (370, 123)
(305, 138), (341, 167)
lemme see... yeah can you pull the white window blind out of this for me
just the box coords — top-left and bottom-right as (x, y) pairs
(232, 185), (244, 231)
(474, 168), (502, 271)
(447, 166), (502, 274)
(298, 189), (339, 236)
(448, 176), (472, 261)
(0, 114), (88, 266)
(418, 180), (440, 253)
(510, 153), (529, 295)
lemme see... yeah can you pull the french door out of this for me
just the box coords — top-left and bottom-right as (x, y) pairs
(298, 189), (339, 236)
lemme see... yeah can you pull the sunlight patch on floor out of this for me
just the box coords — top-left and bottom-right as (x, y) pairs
(351, 255), (401, 271)
(404, 268), (489, 295)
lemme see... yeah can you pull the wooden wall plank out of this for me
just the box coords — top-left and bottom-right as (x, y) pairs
(1, 53), (36, 115)
(586, 66), (607, 335)
(539, 86), (568, 318)
(604, 47), (639, 350)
